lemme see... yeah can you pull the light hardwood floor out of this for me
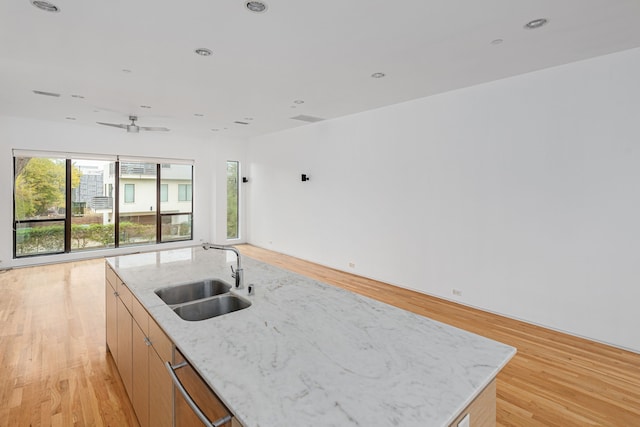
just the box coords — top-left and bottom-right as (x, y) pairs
(237, 245), (640, 427)
(0, 260), (139, 427)
(0, 247), (638, 426)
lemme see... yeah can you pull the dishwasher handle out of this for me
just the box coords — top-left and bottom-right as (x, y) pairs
(165, 361), (232, 427)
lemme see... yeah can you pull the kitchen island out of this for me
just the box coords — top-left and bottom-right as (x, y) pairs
(107, 246), (516, 426)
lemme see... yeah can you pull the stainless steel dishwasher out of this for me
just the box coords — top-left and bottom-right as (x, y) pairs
(166, 349), (235, 427)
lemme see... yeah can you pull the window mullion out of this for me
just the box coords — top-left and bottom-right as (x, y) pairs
(64, 159), (72, 253)
(156, 164), (161, 244)
(114, 161), (120, 247)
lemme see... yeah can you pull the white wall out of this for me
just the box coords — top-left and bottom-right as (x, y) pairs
(247, 47), (640, 353)
(0, 116), (247, 268)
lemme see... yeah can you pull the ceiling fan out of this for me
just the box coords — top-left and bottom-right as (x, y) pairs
(97, 115), (170, 133)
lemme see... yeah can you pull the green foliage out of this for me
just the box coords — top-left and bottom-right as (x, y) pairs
(15, 158), (66, 217)
(179, 221), (191, 236)
(71, 223), (115, 249)
(16, 221), (160, 254)
(14, 174), (36, 219)
(119, 222), (156, 243)
(14, 158), (83, 220)
(15, 224), (65, 255)
(226, 161), (239, 238)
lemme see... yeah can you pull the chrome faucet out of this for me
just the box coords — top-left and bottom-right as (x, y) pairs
(202, 243), (244, 289)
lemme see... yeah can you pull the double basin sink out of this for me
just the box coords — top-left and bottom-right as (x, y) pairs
(155, 279), (251, 321)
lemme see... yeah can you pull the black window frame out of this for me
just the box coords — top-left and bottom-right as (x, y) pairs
(13, 154), (194, 259)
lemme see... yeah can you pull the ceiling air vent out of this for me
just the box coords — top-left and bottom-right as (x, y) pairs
(290, 114), (324, 123)
(33, 90), (61, 97)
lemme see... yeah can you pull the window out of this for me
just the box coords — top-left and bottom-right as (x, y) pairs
(160, 164), (193, 242)
(70, 158), (115, 252)
(119, 162), (156, 247)
(160, 184), (168, 202)
(13, 151), (193, 258)
(14, 156), (67, 256)
(226, 161), (239, 239)
(124, 183), (135, 203)
(178, 184), (192, 202)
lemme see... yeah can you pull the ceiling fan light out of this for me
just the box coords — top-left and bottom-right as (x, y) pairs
(194, 48), (212, 56)
(524, 18), (548, 30)
(246, 1), (267, 13)
(31, 0), (60, 12)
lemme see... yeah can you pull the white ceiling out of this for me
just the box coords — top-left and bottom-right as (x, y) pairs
(2, 0), (640, 139)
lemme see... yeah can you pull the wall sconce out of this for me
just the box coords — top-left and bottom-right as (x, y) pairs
(301, 174), (310, 182)
(242, 177), (249, 183)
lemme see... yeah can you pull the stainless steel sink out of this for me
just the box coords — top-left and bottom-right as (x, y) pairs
(155, 279), (232, 305)
(172, 295), (251, 321)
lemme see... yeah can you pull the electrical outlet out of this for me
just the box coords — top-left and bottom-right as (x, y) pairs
(452, 289), (462, 296)
(348, 262), (355, 268)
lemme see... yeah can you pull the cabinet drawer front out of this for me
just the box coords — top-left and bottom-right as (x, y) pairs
(106, 263), (117, 289)
(174, 350), (231, 426)
(149, 317), (172, 363)
(118, 281), (133, 312)
(132, 295), (149, 335)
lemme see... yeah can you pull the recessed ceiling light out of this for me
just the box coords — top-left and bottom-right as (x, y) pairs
(122, 69), (132, 73)
(71, 94), (85, 99)
(490, 39), (504, 45)
(194, 113), (204, 117)
(290, 114), (325, 123)
(194, 48), (213, 56)
(371, 72), (386, 78)
(65, 117), (76, 120)
(211, 129), (220, 132)
(524, 18), (548, 30)
(234, 121), (250, 125)
(33, 90), (60, 97)
(140, 105), (152, 109)
(246, 1), (268, 13)
(293, 100), (305, 104)
(31, 1), (59, 12)
(244, 117), (253, 121)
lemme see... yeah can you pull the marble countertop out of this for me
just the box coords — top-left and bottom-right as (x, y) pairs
(107, 247), (516, 427)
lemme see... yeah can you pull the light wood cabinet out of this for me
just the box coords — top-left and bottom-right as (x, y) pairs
(106, 262), (173, 427)
(149, 329), (173, 427)
(448, 379), (496, 427)
(132, 320), (150, 427)
(105, 271), (118, 359)
(116, 290), (133, 398)
(174, 349), (235, 427)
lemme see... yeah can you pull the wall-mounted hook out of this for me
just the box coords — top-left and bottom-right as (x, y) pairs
(301, 174), (310, 182)
(242, 177), (249, 183)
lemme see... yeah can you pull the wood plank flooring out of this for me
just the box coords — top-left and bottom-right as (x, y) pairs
(0, 260), (139, 427)
(236, 245), (640, 427)
(1, 247), (638, 426)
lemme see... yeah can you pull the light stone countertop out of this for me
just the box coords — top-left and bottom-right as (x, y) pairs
(107, 246), (516, 427)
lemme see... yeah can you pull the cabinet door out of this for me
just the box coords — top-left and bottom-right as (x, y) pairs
(149, 349), (173, 427)
(132, 321), (150, 427)
(149, 316), (172, 427)
(117, 298), (133, 399)
(105, 278), (118, 359)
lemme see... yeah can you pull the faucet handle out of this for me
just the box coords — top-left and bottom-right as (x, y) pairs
(230, 265), (237, 278)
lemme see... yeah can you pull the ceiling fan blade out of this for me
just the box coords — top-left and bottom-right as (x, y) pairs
(97, 122), (127, 129)
(139, 126), (170, 132)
